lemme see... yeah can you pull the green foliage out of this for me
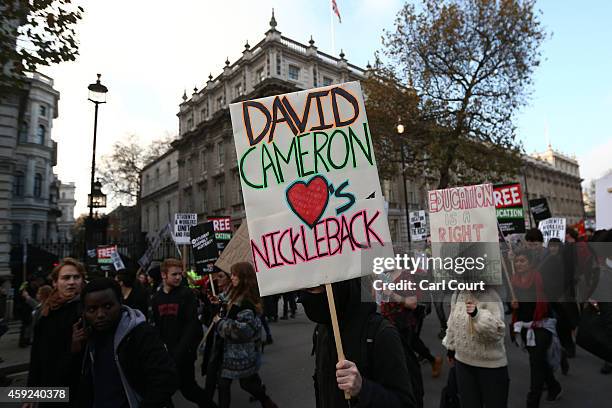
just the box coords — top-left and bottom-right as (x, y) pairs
(369, 0), (546, 188)
(1, 0), (83, 91)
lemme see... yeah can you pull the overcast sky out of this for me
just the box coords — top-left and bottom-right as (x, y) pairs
(40, 0), (612, 217)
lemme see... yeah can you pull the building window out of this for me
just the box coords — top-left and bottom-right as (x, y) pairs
(185, 158), (192, 179)
(11, 223), (21, 244)
(218, 142), (224, 165)
(39, 104), (47, 117)
(234, 83), (243, 98)
(36, 125), (46, 144)
(32, 224), (40, 244)
(145, 174), (151, 191)
(34, 173), (43, 198)
(201, 150), (207, 172)
(13, 172), (25, 196)
(256, 68), (264, 84)
(61, 192), (66, 199)
(167, 161), (171, 179)
(288, 65), (300, 81)
(313, 67), (318, 87)
(145, 208), (150, 232)
(155, 204), (160, 230)
(218, 180), (225, 208)
(155, 167), (160, 183)
(186, 117), (193, 129)
(323, 76), (333, 86)
(234, 172), (243, 204)
(217, 95), (225, 109)
(19, 122), (28, 143)
(202, 186), (208, 213)
(276, 53), (281, 75)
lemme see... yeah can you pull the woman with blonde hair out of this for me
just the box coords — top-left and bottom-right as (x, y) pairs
(215, 262), (277, 408)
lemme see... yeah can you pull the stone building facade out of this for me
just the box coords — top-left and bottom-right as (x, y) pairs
(0, 72), (64, 282)
(522, 145), (584, 226)
(57, 182), (77, 241)
(140, 147), (179, 236)
(173, 13), (365, 229)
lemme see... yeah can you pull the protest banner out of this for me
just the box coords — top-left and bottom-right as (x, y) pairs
(538, 217), (566, 245)
(529, 198), (552, 224)
(110, 249), (126, 271)
(97, 245), (118, 277)
(190, 222), (219, 275)
(428, 183), (502, 285)
(138, 222), (172, 269)
(215, 223), (253, 274)
(208, 216), (232, 252)
(229, 81), (393, 296)
(409, 210), (429, 242)
(494, 182), (526, 234)
(174, 213), (198, 245)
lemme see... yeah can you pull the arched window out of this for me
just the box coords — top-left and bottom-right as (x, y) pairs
(34, 173), (43, 198)
(13, 172), (25, 196)
(36, 125), (46, 144)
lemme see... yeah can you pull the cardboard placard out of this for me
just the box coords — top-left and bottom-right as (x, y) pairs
(138, 223), (172, 268)
(529, 198), (551, 224)
(229, 81), (392, 295)
(409, 210), (429, 242)
(174, 213), (198, 245)
(538, 217), (566, 245)
(190, 222), (219, 275)
(97, 245), (117, 265)
(428, 183), (502, 285)
(215, 223), (253, 274)
(208, 216), (232, 252)
(494, 182), (526, 234)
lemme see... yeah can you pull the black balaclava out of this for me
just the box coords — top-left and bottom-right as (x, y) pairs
(300, 278), (361, 324)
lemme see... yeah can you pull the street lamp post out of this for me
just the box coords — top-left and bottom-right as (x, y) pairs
(397, 121), (412, 243)
(86, 75), (108, 248)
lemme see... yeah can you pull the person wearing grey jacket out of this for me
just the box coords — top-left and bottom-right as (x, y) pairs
(76, 278), (178, 408)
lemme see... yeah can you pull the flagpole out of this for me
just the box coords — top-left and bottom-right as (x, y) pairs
(330, 1), (336, 55)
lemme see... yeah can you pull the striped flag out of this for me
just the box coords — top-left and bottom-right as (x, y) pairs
(332, 0), (341, 23)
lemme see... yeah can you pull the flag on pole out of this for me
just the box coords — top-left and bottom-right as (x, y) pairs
(332, 0), (341, 23)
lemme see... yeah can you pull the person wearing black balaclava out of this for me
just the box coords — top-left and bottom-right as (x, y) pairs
(300, 278), (416, 408)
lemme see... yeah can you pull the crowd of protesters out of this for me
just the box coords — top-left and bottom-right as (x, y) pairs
(9, 224), (612, 407)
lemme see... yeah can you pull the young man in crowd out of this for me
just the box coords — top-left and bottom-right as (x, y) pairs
(151, 258), (217, 408)
(25, 257), (86, 408)
(115, 270), (149, 316)
(77, 278), (178, 407)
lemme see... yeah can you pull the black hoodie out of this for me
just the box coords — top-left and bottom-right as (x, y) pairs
(301, 278), (416, 408)
(151, 285), (203, 363)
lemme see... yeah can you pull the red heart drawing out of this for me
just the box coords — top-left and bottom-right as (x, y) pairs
(286, 175), (330, 228)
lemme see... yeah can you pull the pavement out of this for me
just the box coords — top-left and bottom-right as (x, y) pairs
(1, 304), (611, 407)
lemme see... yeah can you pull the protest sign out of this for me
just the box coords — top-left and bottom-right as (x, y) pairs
(529, 198), (551, 224)
(208, 216), (232, 252)
(494, 182), (526, 234)
(215, 223), (253, 274)
(138, 223), (172, 269)
(190, 222), (219, 275)
(428, 183), (502, 285)
(230, 81), (392, 295)
(110, 249), (126, 271)
(97, 245), (117, 265)
(538, 217), (566, 245)
(409, 210), (429, 242)
(174, 213), (198, 245)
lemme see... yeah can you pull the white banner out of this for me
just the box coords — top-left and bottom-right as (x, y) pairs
(230, 81), (392, 295)
(174, 213), (198, 245)
(409, 210), (429, 242)
(428, 183), (502, 285)
(538, 217), (566, 245)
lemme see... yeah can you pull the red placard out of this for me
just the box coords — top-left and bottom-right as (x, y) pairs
(493, 183), (523, 209)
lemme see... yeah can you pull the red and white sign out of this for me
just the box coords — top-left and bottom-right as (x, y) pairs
(208, 216), (231, 232)
(97, 245), (118, 264)
(493, 183), (523, 208)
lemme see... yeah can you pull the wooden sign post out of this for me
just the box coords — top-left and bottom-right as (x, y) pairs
(325, 283), (351, 402)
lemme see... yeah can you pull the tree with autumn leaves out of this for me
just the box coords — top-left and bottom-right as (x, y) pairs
(364, 0), (546, 189)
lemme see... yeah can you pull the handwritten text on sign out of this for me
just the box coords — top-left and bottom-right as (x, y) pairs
(230, 82), (392, 295)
